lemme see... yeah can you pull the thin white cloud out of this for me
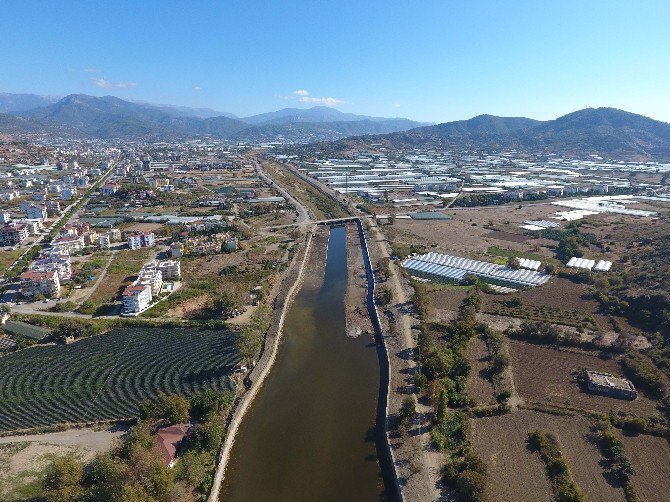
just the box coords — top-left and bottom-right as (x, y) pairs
(392, 103), (401, 108)
(194, 86), (203, 91)
(91, 77), (137, 89)
(293, 89), (309, 96)
(299, 96), (346, 107)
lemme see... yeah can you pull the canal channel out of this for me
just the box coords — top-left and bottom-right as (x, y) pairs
(220, 225), (392, 501)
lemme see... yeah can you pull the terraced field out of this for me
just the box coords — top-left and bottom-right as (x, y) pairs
(0, 327), (239, 432)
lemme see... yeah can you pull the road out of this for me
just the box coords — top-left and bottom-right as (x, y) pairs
(252, 158), (312, 224)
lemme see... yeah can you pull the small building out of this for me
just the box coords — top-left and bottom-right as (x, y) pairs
(586, 371), (637, 400)
(127, 232), (155, 250)
(98, 233), (111, 249)
(156, 424), (191, 468)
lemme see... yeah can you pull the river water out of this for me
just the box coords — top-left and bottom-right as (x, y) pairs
(220, 226), (388, 501)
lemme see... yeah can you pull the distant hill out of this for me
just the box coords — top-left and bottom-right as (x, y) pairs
(0, 93), (59, 113)
(0, 93), (424, 141)
(241, 106), (425, 126)
(21, 94), (248, 138)
(347, 108), (670, 160)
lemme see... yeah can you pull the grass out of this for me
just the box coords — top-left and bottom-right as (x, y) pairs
(83, 248), (153, 306)
(487, 245), (561, 266)
(0, 326), (239, 431)
(0, 248), (24, 272)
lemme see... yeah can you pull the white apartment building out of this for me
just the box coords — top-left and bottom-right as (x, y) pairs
(158, 260), (181, 280)
(31, 255), (72, 281)
(122, 284), (152, 314)
(51, 234), (85, 255)
(127, 232), (155, 249)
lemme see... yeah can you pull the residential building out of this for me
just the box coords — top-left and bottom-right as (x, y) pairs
(122, 284), (152, 313)
(19, 270), (61, 298)
(102, 183), (119, 195)
(51, 235), (85, 255)
(170, 243), (183, 258)
(25, 204), (47, 221)
(0, 211), (11, 223)
(156, 424), (191, 468)
(0, 223), (29, 246)
(137, 264), (163, 295)
(60, 187), (77, 200)
(98, 234), (111, 249)
(108, 228), (122, 242)
(127, 232), (156, 249)
(31, 254), (72, 281)
(158, 260), (181, 280)
(46, 200), (61, 215)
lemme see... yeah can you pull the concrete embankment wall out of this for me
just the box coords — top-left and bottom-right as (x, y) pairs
(207, 231), (314, 502)
(353, 218), (405, 502)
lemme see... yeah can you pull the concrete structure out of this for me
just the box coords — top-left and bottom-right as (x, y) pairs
(586, 371), (637, 400)
(19, 270), (61, 298)
(0, 223), (28, 246)
(0, 211), (10, 223)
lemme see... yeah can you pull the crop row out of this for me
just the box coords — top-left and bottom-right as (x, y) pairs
(0, 327), (239, 431)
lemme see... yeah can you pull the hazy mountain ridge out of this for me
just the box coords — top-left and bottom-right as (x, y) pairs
(0, 93), (59, 113)
(0, 93), (424, 141)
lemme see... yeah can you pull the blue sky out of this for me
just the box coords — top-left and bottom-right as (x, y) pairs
(1, 1), (669, 122)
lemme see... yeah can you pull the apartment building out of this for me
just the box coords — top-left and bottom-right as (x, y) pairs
(19, 270), (61, 298)
(25, 204), (47, 221)
(0, 223), (29, 246)
(158, 260), (181, 280)
(127, 232), (156, 249)
(51, 234), (85, 255)
(122, 284), (152, 314)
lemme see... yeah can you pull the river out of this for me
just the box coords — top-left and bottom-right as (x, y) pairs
(220, 226), (389, 501)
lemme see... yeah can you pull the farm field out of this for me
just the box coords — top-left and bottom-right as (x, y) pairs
(509, 341), (660, 417)
(465, 335), (496, 405)
(0, 248), (24, 272)
(0, 326), (239, 432)
(619, 431), (670, 502)
(471, 409), (625, 502)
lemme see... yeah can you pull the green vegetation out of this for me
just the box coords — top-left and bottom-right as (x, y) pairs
(528, 430), (587, 502)
(487, 302), (594, 329)
(620, 352), (667, 399)
(0, 326), (239, 431)
(40, 389), (235, 500)
(390, 241), (425, 260)
(595, 421), (639, 502)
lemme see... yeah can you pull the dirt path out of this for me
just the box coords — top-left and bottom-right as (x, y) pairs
(369, 219), (448, 501)
(0, 425), (127, 451)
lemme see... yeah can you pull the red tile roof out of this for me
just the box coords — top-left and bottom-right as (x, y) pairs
(156, 424), (190, 466)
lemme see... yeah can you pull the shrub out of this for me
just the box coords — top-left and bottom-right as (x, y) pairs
(455, 470), (487, 502)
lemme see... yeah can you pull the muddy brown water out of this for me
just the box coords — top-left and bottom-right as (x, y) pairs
(220, 226), (392, 501)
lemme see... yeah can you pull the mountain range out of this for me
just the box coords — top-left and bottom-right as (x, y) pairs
(1, 92), (669, 159)
(0, 93), (428, 142)
(333, 108), (670, 160)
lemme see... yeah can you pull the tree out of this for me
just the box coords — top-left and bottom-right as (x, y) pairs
(87, 453), (130, 501)
(120, 483), (156, 502)
(235, 325), (262, 362)
(44, 455), (85, 502)
(139, 393), (190, 424)
(51, 319), (94, 343)
(378, 287), (393, 306)
(399, 397), (416, 429)
(206, 292), (238, 319)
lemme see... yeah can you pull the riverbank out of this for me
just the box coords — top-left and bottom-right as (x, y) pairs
(345, 223), (374, 339)
(207, 228), (314, 502)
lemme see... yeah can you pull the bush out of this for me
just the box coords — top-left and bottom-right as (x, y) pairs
(455, 470), (487, 502)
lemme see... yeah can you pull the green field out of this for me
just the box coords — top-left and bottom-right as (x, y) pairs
(0, 327), (239, 432)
